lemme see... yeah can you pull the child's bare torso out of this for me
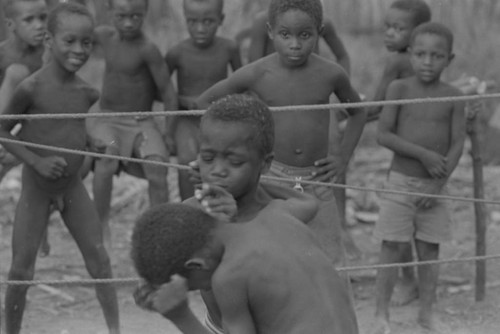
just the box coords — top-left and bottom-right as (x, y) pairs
(215, 206), (358, 334)
(248, 54), (343, 166)
(391, 77), (458, 178)
(171, 37), (235, 105)
(99, 29), (157, 112)
(19, 69), (96, 190)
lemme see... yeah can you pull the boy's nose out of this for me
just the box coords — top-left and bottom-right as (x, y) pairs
(289, 37), (301, 49)
(211, 162), (228, 177)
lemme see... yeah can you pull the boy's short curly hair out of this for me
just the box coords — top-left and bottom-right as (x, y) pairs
(201, 94), (275, 158)
(410, 21), (453, 52)
(47, 1), (93, 35)
(390, 0), (431, 27)
(183, 0), (223, 14)
(131, 203), (216, 285)
(4, 0), (46, 19)
(108, 0), (149, 9)
(268, 0), (323, 31)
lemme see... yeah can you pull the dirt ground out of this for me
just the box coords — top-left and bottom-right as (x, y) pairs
(1, 123), (500, 334)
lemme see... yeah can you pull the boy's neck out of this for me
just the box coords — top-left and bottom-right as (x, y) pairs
(47, 60), (76, 83)
(395, 46), (409, 54)
(11, 35), (40, 55)
(234, 185), (270, 222)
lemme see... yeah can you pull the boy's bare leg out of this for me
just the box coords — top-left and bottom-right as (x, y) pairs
(5, 184), (51, 334)
(371, 240), (410, 334)
(38, 228), (51, 257)
(415, 239), (440, 331)
(63, 181), (120, 334)
(92, 157), (119, 249)
(142, 155), (169, 206)
(334, 173), (362, 260)
(392, 245), (418, 306)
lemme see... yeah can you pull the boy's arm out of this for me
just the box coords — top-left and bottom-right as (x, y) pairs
(0, 64), (31, 115)
(195, 67), (253, 109)
(229, 41), (243, 72)
(144, 43), (178, 149)
(247, 14), (268, 63)
(321, 20), (351, 76)
(260, 181), (318, 223)
(314, 72), (366, 182)
(377, 81), (447, 178)
(445, 98), (466, 177)
(367, 59), (400, 121)
(213, 273), (257, 334)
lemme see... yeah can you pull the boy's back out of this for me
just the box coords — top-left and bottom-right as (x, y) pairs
(214, 201), (358, 334)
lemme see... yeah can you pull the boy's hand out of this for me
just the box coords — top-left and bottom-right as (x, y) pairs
(133, 279), (157, 312)
(420, 151), (447, 179)
(152, 275), (190, 320)
(188, 160), (202, 185)
(416, 182), (444, 210)
(195, 183), (237, 222)
(313, 155), (347, 183)
(33, 156), (68, 180)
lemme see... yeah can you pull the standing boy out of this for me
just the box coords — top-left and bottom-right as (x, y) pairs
(166, 0), (241, 200)
(0, 3), (120, 333)
(372, 22), (465, 334)
(131, 197), (359, 334)
(369, 0), (432, 307)
(196, 0), (366, 269)
(89, 0), (178, 245)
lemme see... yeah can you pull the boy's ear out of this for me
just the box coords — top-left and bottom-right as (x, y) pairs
(260, 152), (274, 175)
(318, 24), (325, 37)
(448, 53), (455, 64)
(219, 13), (225, 25)
(6, 18), (14, 32)
(266, 22), (273, 40)
(184, 258), (210, 270)
(44, 33), (53, 50)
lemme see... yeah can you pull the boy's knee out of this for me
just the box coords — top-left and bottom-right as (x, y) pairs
(8, 266), (35, 282)
(143, 156), (168, 181)
(86, 247), (113, 279)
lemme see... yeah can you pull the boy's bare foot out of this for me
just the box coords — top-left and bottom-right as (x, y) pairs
(369, 316), (391, 334)
(418, 309), (448, 332)
(391, 280), (418, 306)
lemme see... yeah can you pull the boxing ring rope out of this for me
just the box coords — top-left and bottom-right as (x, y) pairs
(0, 93), (499, 294)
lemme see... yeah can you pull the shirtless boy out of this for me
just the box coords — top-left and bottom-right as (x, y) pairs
(367, 0), (431, 122)
(372, 22), (465, 333)
(0, 3), (120, 333)
(166, 0), (241, 200)
(89, 0), (178, 245)
(247, 1), (350, 75)
(369, 0), (432, 307)
(131, 197), (359, 334)
(196, 0), (366, 269)
(0, 0), (47, 181)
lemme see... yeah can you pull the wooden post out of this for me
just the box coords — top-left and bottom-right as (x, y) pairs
(467, 113), (487, 302)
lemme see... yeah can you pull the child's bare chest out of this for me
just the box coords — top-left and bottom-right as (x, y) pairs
(104, 41), (145, 74)
(254, 70), (333, 106)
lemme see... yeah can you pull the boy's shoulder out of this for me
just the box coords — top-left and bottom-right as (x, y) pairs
(384, 51), (411, 72)
(94, 25), (117, 40)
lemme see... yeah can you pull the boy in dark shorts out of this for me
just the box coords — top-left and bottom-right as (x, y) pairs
(88, 0), (178, 246)
(166, 0), (241, 200)
(369, 0), (432, 307)
(372, 22), (465, 334)
(131, 197), (359, 334)
(0, 3), (120, 333)
(196, 0), (366, 270)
